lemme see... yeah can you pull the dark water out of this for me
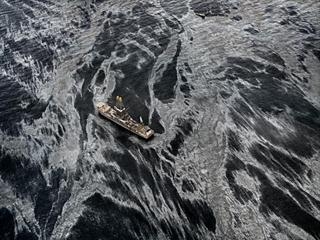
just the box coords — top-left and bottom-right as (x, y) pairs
(0, 0), (320, 239)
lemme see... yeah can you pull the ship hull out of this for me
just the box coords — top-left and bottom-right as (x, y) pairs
(97, 102), (154, 140)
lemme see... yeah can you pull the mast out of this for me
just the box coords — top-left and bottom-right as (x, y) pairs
(115, 96), (125, 111)
(115, 96), (128, 119)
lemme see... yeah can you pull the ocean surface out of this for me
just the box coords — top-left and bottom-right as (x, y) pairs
(0, 0), (320, 239)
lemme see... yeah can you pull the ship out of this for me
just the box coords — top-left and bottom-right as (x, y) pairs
(96, 96), (154, 140)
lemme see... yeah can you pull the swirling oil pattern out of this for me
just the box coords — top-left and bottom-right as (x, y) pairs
(0, 0), (319, 239)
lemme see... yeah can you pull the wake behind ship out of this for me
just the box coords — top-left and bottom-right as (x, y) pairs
(97, 96), (154, 139)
